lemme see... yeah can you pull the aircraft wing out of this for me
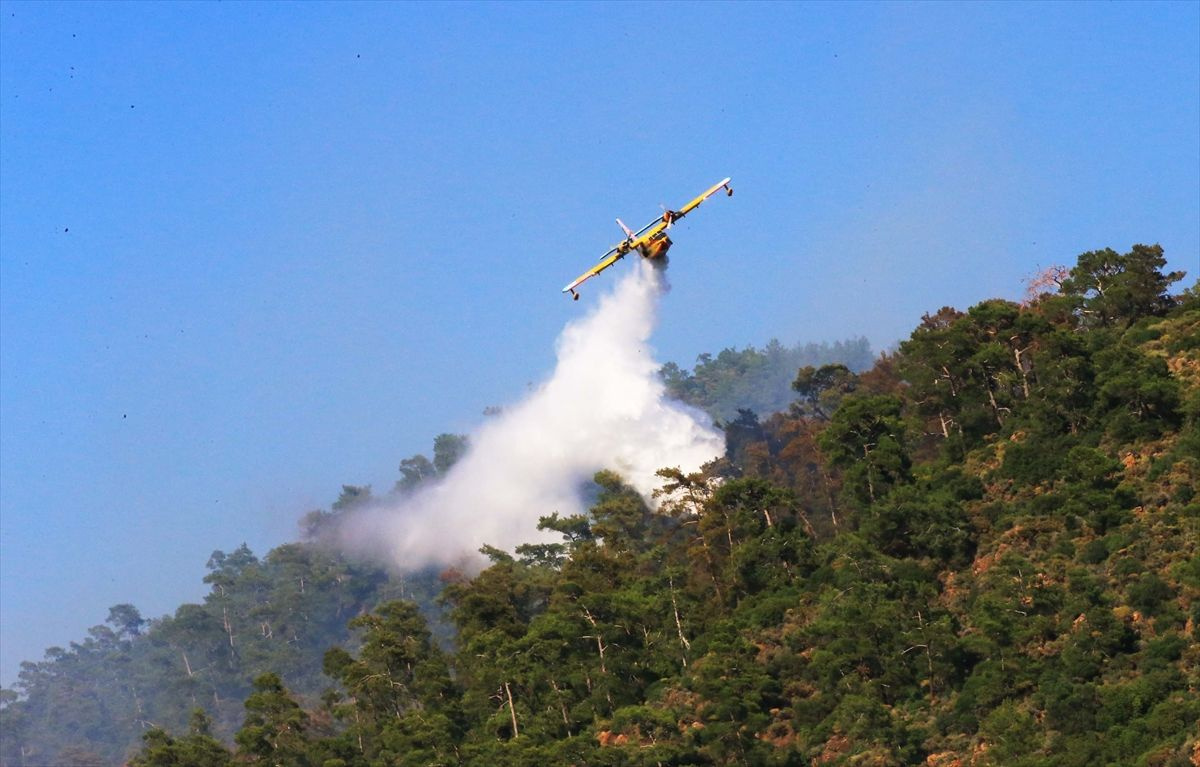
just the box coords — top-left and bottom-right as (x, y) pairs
(674, 177), (733, 220)
(562, 246), (622, 296)
(628, 218), (669, 246)
(624, 177), (733, 240)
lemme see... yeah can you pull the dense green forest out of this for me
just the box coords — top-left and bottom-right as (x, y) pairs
(2, 244), (1197, 766)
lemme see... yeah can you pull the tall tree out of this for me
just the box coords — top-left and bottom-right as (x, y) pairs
(129, 709), (233, 767)
(818, 395), (911, 506)
(234, 673), (312, 766)
(323, 601), (459, 766)
(1060, 244), (1185, 328)
(432, 434), (469, 475)
(791, 363), (857, 421)
(397, 454), (436, 493)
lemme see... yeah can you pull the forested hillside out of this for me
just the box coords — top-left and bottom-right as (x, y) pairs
(2, 244), (1197, 766)
(0, 480), (457, 766)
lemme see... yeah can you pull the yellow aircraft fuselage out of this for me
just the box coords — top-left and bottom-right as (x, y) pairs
(639, 232), (672, 260)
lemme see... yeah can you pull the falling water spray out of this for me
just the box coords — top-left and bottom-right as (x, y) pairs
(340, 259), (722, 570)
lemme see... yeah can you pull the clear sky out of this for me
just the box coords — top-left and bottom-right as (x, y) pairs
(1, 1), (1197, 686)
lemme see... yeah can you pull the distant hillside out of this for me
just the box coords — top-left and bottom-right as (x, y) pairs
(0, 480), (456, 766)
(2, 244), (1196, 767)
(660, 337), (875, 423)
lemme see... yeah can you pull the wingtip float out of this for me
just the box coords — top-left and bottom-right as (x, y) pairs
(562, 177), (733, 300)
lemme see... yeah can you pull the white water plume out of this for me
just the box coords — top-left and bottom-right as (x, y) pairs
(340, 259), (723, 570)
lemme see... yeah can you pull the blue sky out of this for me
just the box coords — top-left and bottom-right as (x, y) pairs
(1, 1), (1197, 685)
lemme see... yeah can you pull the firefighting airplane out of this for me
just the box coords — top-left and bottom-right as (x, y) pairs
(562, 177), (733, 300)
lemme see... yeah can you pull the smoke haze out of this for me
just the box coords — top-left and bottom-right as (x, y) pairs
(340, 260), (723, 570)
